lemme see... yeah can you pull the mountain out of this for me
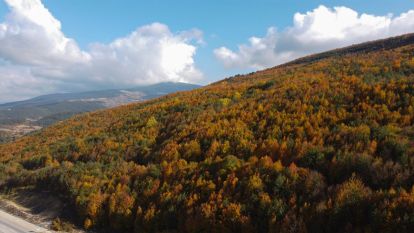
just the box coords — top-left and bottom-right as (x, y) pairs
(1, 34), (414, 232)
(279, 33), (414, 68)
(0, 82), (200, 142)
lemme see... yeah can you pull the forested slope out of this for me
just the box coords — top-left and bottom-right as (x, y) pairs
(1, 34), (414, 233)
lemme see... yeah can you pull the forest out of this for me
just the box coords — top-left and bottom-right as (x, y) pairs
(0, 34), (414, 233)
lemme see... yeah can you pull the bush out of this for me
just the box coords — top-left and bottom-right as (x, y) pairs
(51, 218), (74, 232)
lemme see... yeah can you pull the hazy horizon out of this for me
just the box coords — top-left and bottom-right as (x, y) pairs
(0, 0), (413, 102)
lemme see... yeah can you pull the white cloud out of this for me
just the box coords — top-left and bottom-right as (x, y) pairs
(0, 64), (56, 101)
(0, 0), (202, 102)
(215, 5), (414, 69)
(0, 0), (89, 66)
(85, 23), (202, 86)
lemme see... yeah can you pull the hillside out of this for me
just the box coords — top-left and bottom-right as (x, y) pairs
(1, 34), (414, 233)
(279, 33), (414, 68)
(0, 82), (200, 143)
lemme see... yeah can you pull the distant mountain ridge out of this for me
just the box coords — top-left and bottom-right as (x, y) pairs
(0, 82), (200, 142)
(0, 82), (200, 110)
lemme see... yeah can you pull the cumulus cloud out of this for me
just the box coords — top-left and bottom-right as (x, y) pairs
(85, 23), (202, 86)
(215, 5), (414, 69)
(0, 0), (89, 66)
(0, 0), (202, 102)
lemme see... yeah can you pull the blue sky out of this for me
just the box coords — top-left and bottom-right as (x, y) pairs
(9, 0), (413, 80)
(4, 0), (406, 46)
(0, 0), (413, 102)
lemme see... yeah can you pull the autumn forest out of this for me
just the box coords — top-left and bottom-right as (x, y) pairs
(1, 34), (414, 233)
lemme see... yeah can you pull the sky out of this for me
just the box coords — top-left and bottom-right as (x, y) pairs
(0, 0), (413, 103)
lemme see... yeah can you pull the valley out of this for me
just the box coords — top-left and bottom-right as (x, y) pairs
(0, 124), (42, 143)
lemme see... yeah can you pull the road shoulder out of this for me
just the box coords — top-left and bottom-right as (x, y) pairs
(0, 209), (50, 233)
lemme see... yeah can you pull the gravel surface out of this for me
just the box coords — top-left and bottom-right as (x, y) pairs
(0, 210), (50, 233)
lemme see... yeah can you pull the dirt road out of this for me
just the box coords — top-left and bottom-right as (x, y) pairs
(0, 210), (50, 233)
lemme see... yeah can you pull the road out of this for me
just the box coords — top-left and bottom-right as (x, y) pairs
(0, 210), (49, 233)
